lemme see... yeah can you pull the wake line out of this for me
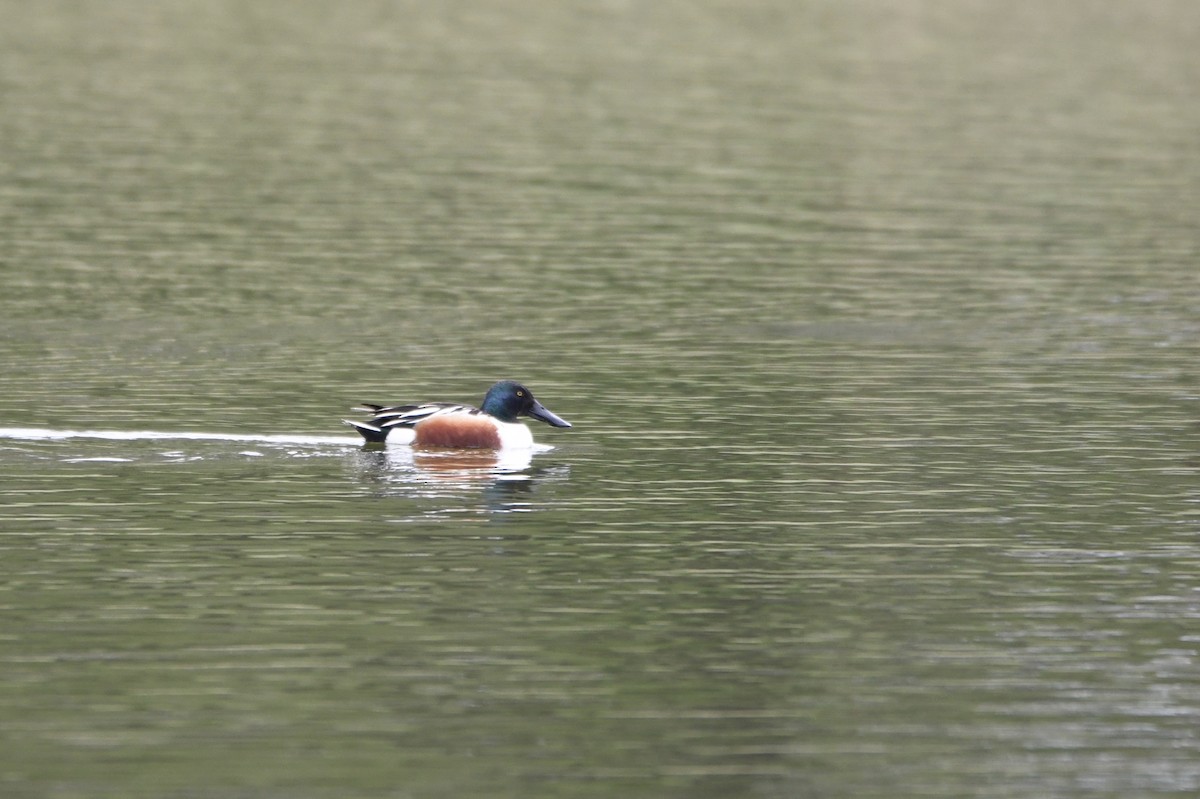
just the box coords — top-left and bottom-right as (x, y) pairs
(0, 427), (360, 446)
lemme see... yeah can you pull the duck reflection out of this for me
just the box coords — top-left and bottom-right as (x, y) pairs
(409, 446), (534, 475)
(349, 444), (569, 515)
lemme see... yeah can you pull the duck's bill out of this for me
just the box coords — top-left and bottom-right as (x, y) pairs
(527, 400), (572, 428)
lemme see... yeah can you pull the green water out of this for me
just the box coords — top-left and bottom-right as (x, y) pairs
(2, 2), (1199, 797)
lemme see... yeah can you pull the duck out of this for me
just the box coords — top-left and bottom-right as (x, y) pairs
(345, 380), (571, 449)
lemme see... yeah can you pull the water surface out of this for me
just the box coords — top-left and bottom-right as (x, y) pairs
(2, 1), (1199, 797)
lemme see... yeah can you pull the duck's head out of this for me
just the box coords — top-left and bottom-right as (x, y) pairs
(481, 380), (572, 428)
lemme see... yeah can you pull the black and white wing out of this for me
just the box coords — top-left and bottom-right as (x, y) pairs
(345, 401), (483, 444)
(358, 402), (475, 430)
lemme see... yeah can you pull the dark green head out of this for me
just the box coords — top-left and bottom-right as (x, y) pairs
(480, 380), (572, 428)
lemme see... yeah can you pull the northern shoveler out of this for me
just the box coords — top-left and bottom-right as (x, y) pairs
(345, 380), (572, 449)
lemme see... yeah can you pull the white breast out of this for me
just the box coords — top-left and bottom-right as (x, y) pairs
(496, 421), (535, 449)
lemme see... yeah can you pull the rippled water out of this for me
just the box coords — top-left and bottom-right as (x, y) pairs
(2, 1), (1200, 797)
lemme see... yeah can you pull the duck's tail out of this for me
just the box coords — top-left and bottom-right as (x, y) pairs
(345, 404), (390, 444)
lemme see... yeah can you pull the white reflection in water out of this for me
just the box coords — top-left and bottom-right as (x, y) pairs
(0, 425), (569, 515)
(348, 443), (569, 515)
(0, 427), (360, 447)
